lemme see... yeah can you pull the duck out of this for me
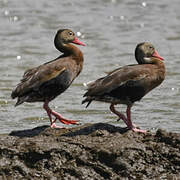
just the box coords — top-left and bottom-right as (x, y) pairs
(82, 42), (165, 133)
(11, 29), (85, 128)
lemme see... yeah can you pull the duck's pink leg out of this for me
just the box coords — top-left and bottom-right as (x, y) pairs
(110, 104), (129, 126)
(43, 101), (79, 128)
(43, 101), (64, 128)
(126, 106), (147, 133)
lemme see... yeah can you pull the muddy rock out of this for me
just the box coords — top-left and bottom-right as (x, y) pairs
(0, 123), (179, 179)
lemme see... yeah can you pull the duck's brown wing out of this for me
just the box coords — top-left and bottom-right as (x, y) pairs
(11, 63), (66, 99)
(85, 65), (148, 96)
(82, 65), (150, 106)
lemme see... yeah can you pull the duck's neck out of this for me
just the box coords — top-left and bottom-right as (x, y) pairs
(142, 56), (165, 77)
(54, 40), (84, 64)
(151, 57), (166, 80)
(143, 57), (164, 66)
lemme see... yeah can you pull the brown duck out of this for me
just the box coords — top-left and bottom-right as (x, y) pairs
(11, 29), (85, 128)
(82, 42), (165, 133)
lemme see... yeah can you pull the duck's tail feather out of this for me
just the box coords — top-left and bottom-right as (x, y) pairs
(82, 98), (92, 108)
(14, 96), (29, 107)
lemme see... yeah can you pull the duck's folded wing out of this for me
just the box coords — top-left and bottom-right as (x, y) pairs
(84, 65), (149, 97)
(11, 65), (66, 98)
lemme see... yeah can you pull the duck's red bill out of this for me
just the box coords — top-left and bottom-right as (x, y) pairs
(72, 37), (85, 46)
(152, 50), (164, 60)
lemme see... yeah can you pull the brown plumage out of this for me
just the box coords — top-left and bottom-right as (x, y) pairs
(11, 29), (85, 128)
(82, 42), (165, 133)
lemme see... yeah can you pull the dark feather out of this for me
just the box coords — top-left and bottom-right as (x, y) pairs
(82, 61), (164, 106)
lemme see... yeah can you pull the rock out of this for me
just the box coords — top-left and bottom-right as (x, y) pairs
(0, 123), (179, 179)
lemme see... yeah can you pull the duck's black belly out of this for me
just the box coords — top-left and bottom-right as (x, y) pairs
(38, 70), (71, 101)
(107, 80), (146, 104)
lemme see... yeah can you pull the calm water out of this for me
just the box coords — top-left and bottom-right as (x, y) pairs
(0, 0), (180, 133)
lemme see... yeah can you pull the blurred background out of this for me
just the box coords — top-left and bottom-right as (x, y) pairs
(0, 0), (179, 133)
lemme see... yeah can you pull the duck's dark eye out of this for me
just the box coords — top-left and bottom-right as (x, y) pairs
(68, 31), (73, 36)
(149, 46), (153, 49)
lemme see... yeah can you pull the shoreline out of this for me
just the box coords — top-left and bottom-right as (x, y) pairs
(0, 123), (179, 179)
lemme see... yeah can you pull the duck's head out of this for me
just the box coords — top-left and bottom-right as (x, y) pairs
(135, 42), (163, 64)
(54, 29), (85, 51)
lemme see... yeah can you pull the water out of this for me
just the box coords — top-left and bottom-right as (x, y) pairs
(0, 0), (180, 133)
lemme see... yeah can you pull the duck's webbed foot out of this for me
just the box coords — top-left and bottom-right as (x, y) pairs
(51, 110), (80, 125)
(43, 101), (80, 128)
(132, 128), (147, 133)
